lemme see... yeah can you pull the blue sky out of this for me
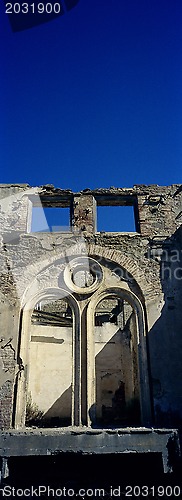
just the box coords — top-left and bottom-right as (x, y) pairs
(0, 0), (182, 231)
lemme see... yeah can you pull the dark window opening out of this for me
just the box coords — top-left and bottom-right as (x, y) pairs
(95, 298), (133, 327)
(97, 205), (136, 232)
(31, 207), (70, 232)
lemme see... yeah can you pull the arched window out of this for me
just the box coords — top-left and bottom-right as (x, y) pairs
(94, 296), (140, 426)
(14, 289), (81, 429)
(26, 297), (73, 427)
(87, 288), (152, 428)
(14, 261), (151, 429)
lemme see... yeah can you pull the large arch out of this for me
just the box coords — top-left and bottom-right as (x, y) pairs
(18, 243), (160, 310)
(14, 288), (81, 428)
(87, 287), (152, 427)
(14, 252), (153, 429)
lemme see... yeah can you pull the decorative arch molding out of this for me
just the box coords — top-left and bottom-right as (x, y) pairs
(14, 288), (81, 428)
(86, 286), (152, 427)
(15, 248), (154, 429)
(19, 242), (160, 308)
(87, 244), (160, 303)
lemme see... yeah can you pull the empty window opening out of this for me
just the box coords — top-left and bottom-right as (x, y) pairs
(32, 299), (72, 327)
(31, 207), (70, 232)
(26, 298), (73, 428)
(93, 296), (140, 427)
(97, 205), (136, 232)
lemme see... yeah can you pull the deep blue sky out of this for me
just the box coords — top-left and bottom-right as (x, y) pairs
(0, 0), (182, 194)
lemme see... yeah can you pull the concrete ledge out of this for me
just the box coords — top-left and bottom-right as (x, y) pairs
(0, 428), (180, 474)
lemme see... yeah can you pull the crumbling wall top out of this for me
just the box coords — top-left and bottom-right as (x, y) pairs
(0, 183), (181, 197)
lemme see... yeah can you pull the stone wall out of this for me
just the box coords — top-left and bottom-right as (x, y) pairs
(0, 184), (181, 435)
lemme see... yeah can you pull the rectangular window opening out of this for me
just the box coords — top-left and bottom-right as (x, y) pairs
(31, 206), (70, 233)
(97, 205), (136, 233)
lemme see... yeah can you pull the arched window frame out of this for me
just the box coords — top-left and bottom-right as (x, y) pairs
(14, 288), (81, 428)
(87, 287), (152, 427)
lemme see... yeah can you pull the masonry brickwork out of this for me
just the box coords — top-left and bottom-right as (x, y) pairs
(0, 183), (182, 477)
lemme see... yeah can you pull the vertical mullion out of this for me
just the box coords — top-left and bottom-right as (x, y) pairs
(73, 307), (81, 426)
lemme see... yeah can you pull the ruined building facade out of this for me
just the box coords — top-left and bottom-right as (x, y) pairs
(0, 183), (182, 477)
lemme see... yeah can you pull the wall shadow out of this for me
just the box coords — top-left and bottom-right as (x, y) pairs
(26, 385), (72, 427)
(90, 326), (141, 428)
(145, 225), (182, 441)
(26, 324), (141, 429)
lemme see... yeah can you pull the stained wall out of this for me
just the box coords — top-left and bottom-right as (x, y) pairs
(0, 184), (181, 434)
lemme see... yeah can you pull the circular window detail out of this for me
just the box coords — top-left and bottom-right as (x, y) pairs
(64, 257), (103, 293)
(72, 269), (95, 288)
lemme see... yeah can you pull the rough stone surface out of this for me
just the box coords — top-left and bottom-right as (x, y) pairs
(0, 184), (181, 474)
(0, 428), (180, 474)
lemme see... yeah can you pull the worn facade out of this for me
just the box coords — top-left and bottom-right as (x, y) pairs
(0, 183), (182, 479)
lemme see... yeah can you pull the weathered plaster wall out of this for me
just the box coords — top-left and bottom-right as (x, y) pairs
(0, 184), (181, 433)
(27, 324), (72, 425)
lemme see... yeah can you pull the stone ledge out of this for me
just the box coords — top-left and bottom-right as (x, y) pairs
(0, 428), (180, 474)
